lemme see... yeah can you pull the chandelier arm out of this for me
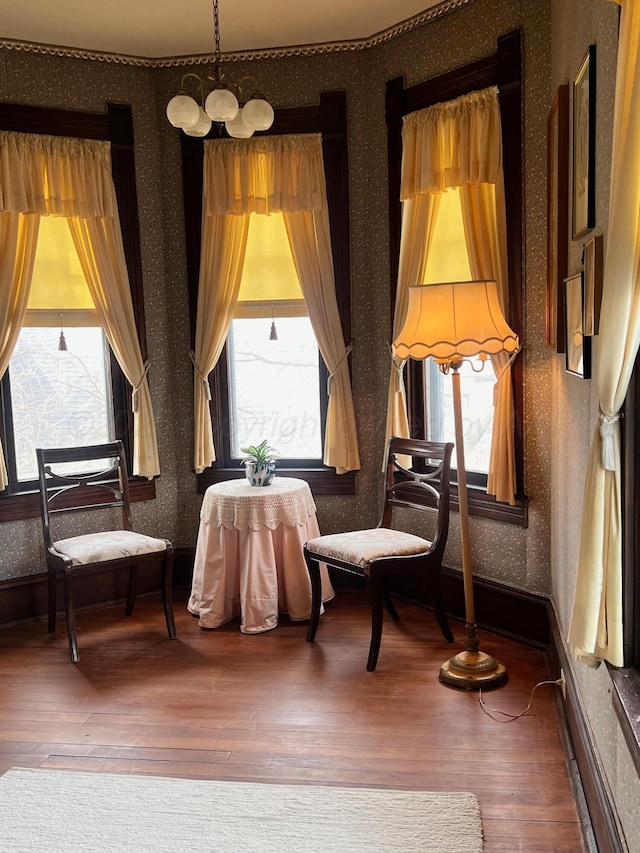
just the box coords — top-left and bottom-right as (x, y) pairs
(236, 76), (262, 100)
(180, 72), (206, 105)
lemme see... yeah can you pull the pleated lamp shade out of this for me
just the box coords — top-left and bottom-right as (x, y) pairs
(392, 280), (519, 361)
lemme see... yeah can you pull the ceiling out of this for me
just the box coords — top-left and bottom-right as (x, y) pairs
(0, 0), (453, 59)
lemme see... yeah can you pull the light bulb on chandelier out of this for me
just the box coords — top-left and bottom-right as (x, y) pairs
(166, 0), (274, 139)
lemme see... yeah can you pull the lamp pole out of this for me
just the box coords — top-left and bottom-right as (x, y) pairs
(438, 360), (508, 689)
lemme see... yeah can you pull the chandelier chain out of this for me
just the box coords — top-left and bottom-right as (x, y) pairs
(212, 0), (221, 64)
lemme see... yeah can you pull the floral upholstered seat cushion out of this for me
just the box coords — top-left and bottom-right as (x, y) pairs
(53, 530), (168, 566)
(306, 528), (432, 568)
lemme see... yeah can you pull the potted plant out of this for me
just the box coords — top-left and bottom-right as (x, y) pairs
(240, 440), (279, 486)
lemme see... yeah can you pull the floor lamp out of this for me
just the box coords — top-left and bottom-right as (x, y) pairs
(393, 280), (519, 689)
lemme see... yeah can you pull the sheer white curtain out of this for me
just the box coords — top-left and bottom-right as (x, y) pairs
(0, 130), (160, 480)
(568, 0), (640, 667)
(386, 87), (517, 503)
(193, 133), (360, 474)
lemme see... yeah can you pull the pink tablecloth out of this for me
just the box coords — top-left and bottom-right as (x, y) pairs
(188, 478), (334, 633)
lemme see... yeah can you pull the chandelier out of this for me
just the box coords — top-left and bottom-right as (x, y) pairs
(166, 0), (274, 139)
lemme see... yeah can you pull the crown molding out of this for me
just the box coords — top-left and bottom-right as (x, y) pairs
(0, 0), (473, 67)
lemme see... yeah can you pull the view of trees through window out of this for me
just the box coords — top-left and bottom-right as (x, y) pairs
(425, 358), (495, 475)
(227, 317), (322, 459)
(9, 327), (113, 482)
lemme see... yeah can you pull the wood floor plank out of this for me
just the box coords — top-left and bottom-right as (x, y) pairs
(0, 590), (585, 852)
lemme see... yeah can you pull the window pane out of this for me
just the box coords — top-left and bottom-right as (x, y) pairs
(228, 317), (322, 459)
(426, 358), (494, 475)
(9, 327), (114, 482)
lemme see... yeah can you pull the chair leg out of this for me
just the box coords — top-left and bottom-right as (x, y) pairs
(435, 604), (454, 643)
(383, 591), (399, 621)
(47, 567), (57, 633)
(431, 575), (454, 643)
(305, 554), (322, 643)
(125, 565), (138, 616)
(161, 546), (177, 640)
(366, 575), (385, 672)
(63, 567), (79, 663)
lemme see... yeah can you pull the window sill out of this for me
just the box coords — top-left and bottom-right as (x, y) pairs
(0, 478), (157, 523)
(608, 665), (640, 777)
(197, 468), (356, 496)
(396, 471), (528, 527)
(459, 484), (528, 526)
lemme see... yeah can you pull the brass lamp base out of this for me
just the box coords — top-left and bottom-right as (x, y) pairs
(439, 649), (508, 690)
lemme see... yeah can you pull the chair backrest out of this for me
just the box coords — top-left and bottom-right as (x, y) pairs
(382, 437), (454, 562)
(36, 442), (133, 549)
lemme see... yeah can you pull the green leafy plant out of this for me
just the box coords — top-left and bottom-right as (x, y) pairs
(240, 440), (279, 466)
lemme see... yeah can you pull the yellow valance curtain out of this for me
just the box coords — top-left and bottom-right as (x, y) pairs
(400, 87), (503, 197)
(0, 132), (160, 481)
(385, 86), (517, 504)
(202, 134), (326, 216)
(0, 132), (116, 218)
(568, 0), (639, 668)
(193, 133), (360, 474)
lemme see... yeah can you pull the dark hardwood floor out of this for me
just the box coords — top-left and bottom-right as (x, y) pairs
(0, 589), (584, 852)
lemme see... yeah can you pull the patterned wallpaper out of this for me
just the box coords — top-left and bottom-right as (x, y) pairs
(0, 0), (549, 594)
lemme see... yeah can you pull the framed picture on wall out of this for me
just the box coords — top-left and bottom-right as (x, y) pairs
(572, 45), (596, 239)
(564, 272), (591, 378)
(546, 84), (569, 352)
(583, 234), (603, 336)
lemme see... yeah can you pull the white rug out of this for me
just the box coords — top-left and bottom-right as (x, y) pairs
(0, 768), (483, 852)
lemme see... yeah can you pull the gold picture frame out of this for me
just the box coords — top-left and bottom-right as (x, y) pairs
(583, 234), (603, 336)
(564, 272), (591, 378)
(546, 84), (569, 352)
(572, 45), (596, 240)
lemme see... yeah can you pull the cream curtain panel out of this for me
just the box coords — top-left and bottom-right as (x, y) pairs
(192, 214), (249, 473)
(568, 0), (640, 667)
(194, 133), (359, 474)
(459, 179), (517, 503)
(386, 86), (517, 503)
(0, 212), (39, 489)
(0, 131), (160, 479)
(67, 218), (160, 477)
(384, 194), (441, 469)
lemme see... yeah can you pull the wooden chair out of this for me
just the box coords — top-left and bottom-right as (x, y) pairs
(36, 442), (177, 663)
(304, 437), (454, 671)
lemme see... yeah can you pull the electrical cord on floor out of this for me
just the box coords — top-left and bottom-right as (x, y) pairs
(478, 679), (563, 723)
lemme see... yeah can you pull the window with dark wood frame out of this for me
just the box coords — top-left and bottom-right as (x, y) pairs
(0, 101), (155, 522)
(180, 90), (355, 496)
(386, 30), (527, 526)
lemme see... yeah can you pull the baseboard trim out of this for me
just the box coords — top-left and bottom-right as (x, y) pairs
(440, 567), (551, 647)
(548, 609), (626, 853)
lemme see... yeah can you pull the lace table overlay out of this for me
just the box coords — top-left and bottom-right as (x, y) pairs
(201, 477), (317, 530)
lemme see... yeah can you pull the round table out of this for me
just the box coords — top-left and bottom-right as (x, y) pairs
(188, 477), (334, 633)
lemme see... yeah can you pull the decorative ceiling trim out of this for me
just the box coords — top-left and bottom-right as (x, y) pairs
(0, 0), (473, 67)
